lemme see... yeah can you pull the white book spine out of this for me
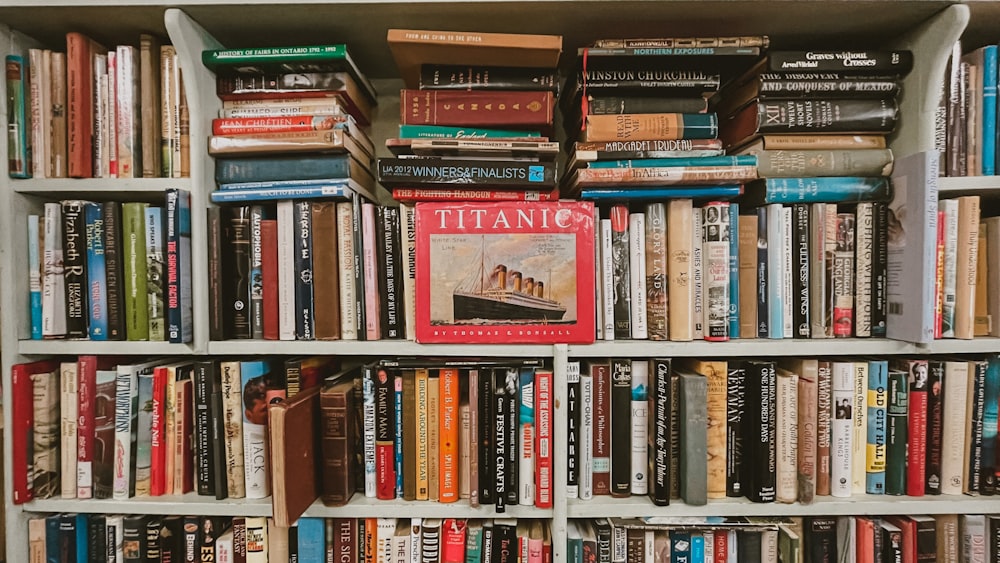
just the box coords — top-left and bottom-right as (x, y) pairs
(809, 203), (829, 339)
(961, 515), (986, 562)
(400, 203), (416, 340)
(364, 367), (377, 497)
(629, 213), (648, 339)
(377, 518), (395, 563)
(703, 202), (730, 341)
(855, 202), (874, 337)
(630, 360), (648, 495)
(42, 202), (67, 337)
(60, 362), (78, 499)
(393, 527), (410, 563)
(783, 206), (794, 338)
(851, 362), (869, 494)
(941, 361), (970, 494)
(776, 368), (799, 503)
(579, 370), (594, 500)
(644, 530), (655, 563)
(28, 49), (45, 178)
(594, 207), (604, 340)
(692, 208), (704, 339)
(703, 531), (714, 563)
(337, 201), (358, 340)
(277, 201), (296, 340)
(113, 367), (137, 499)
(766, 204), (785, 339)
(410, 519), (422, 563)
(216, 533), (234, 563)
(837, 516), (856, 563)
(727, 530), (737, 563)
(601, 219), (615, 340)
(830, 362), (854, 498)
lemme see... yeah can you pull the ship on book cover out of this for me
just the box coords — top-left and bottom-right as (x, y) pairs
(415, 202), (595, 343)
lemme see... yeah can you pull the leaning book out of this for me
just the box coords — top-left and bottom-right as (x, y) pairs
(414, 201), (595, 343)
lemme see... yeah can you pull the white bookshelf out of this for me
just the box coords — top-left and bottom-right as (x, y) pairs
(2, 2), (997, 562)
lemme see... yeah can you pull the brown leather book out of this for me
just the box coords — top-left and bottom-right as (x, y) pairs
(66, 32), (106, 178)
(139, 34), (162, 178)
(312, 202), (341, 339)
(319, 377), (357, 507)
(269, 385), (321, 527)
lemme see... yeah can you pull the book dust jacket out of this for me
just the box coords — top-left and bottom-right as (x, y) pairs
(415, 202), (595, 343)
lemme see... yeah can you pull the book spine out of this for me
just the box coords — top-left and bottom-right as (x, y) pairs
(66, 34), (95, 177)
(493, 370), (509, 512)
(798, 365), (818, 503)
(144, 207), (165, 341)
(362, 203), (381, 340)
(77, 357), (97, 499)
(865, 362), (887, 494)
(84, 204), (108, 339)
(600, 219), (615, 340)
(166, 189), (193, 343)
(214, 154), (351, 184)
(935, 210), (947, 339)
(276, 201), (296, 340)
(816, 361), (833, 496)
(62, 201), (88, 338)
(967, 361), (987, 494)
(249, 205), (265, 339)
(679, 372), (709, 505)
(728, 203), (740, 339)
(149, 368), (167, 497)
(871, 202), (888, 337)
(211, 114), (348, 135)
(586, 95), (708, 115)
(220, 362), (246, 499)
(505, 374), (518, 507)
(726, 364), (744, 498)
(766, 204), (784, 339)
(309, 202), (340, 340)
(28, 215), (43, 339)
(752, 99), (898, 135)
(809, 203), (828, 338)
(885, 367), (908, 496)
(851, 361), (869, 495)
(925, 361), (944, 495)
(336, 201), (359, 340)
(192, 362), (214, 496)
(766, 50), (913, 73)
(416, 369), (430, 501)
(693, 207), (705, 339)
(628, 213), (648, 339)
(649, 359), (672, 505)
(753, 149), (894, 177)
(855, 203), (874, 337)
(630, 361), (649, 495)
(294, 201), (315, 340)
(577, 69), (720, 93)
(579, 368), (594, 501)
(904, 361), (929, 497)
(260, 219), (279, 340)
(400, 89), (554, 128)
(610, 206), (632, 339)
(535, 368), (553, 508)
(113, 367), (135, 499)
(756, 207), (769, 338)
(757, 78), (901, 97)
(644, 202), (668, 340)
(941, 361), (969, 495)
(983, 46), (998, 175)
(703, 201), (730, 340)
(783, 207), (793, 338)
(227, 207), (252, 338)
(582, 113), (718, 142)
(442, 369), (461, 504)
(832, 212), (855, 337)
(207, 207), (225, 341)
(592, 364), (612, 496)
(737, 212), (758, 339)
(566, 363), (580, 500)
(775, 368), (798, 503)
(319, 382), (354, 506)
(60, 362), (79, 499)
(240, 363), (269, 499)
(517, 368), (535, 505)
(106, 50), (117, 178)
(381, 207), (403, 339)
(419, 64), (559, 91)
(374, 366), (396, 500)
(743, 362), (776, 503)
(955, 196), (981, 339)
(363, 365), (377, 498)
(400, 204), (417, 340)
(116, 46), (141, 178)
(791, 204), (810, 338)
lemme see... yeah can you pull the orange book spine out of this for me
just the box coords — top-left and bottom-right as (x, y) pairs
(439, 368), (460, 503)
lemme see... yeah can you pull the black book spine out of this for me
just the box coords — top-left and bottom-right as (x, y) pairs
(249, 205), (265, 340)
(593, 519), (612, 563)
(160, 516), (183, 562)
(381, 206), (404, 339)
(59, 514), (77, 562)
(669, 372), (681, 500)
(62, 200), (89, 338)
(756, 207), (769, 337)
(610, 358), (632, 497)
(210, 371), (228, 500)
(492, 523), (517, 563)
(375, 206), (390, 338)
(199, 517), (219, 563)
(193, 361), (215, 496)
(792, 203), (811, 338)
(226, 206), (252, 338)
(743, 361), (776, 503)
(757, 78), (900, 98)
(103, 202), (125, 340)
(145, 517), (163, 563)
(649, 358), (672, 505)
(88, 514), (106, 563)
(766, 50), (914, 76)
(376, 158), (557, 188)
(726, 363), (745, 497)
(351, 193), (366, 340)
(294, 200), (315, 340)
(123, 514), (149, 562)
(969, 361), (988, 494)
(755, 99), (899, 134)
(925, 360), (945, 495)
(478, 368), (494, 506)
(871, 201), (888, 337)
(505, 369), (519, 506)
(419, 64), (559, 91)
(566, 363), (579, 497)
(288, 525), (299, 563)
(577, 69), (721, 94)
(914, 518), (936, 561)
(737, 530), (762, 563)
(989, 517), (1000, 563)
(493, 369), (508, 512)
(805, 517), (838, 563)
(182, 515), (200, 563)
(610, 204), (631, 339)
(206, 206), (225, 341)
(586, 95), (708, 115)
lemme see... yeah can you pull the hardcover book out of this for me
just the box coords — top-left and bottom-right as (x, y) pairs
(414, 202), (595, 343)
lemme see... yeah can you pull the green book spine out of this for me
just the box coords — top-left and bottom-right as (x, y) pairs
(885, 368), (908, 495)
(122, 203), (150, 340)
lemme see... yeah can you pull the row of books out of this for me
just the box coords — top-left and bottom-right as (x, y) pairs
(27, 190), (193, 342)
(566, 356), (1000, 506)
(6, 34), (189, 179)
(594, 197), (892, 342)
(28, 514), (551, 563)
(568, 514), (989, 563)
(207, 199), (409, 341)
(943, 42), (1000, 177)
(935, 194), (996, 339)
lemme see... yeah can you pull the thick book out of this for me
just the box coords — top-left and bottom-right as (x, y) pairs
(269, 385), (322, 526)
(121, 203), (149, 341)
(419, 64), (558, 91)
(318, 374), (358, 506)
(609, 359), (632, 497)
(742, 148), (894, 178)
(391, 186), (558, 203)
(215, 153), (372, 187)
(571, 164), (757, 188)
(377, 158), (556, 189)
(742, 176), (890, 205)
(677, 369), (708, 506)
(6, 55), (30, 177)
(144, 206), (166, 341)
(400, 89), (554, 130)
(582, 113), (718, 142)
(11, 360), (58, 504)
(61, 200), (89, 338)
(765, 50), (913, 75)
(215, 70), (373, 125)
(743, 361), (777, 503)
(413, 201), (595, 343)
(66, 32), (106, 177)
(720, 99), (899, 148)
(84, 203), (108, 339)
(224, 206), (253, 338)
(113, 360), (159, 499)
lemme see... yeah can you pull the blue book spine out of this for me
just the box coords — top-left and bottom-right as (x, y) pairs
(756, 207), (769, 338)
(394, 374), (404, 498)
(28, 214), (43, 339)
(296, 518), (325, 562)
(166, 188), (193, 343)
(294, 201), (315, 340)
(866, 360), (888, 494)
(45, 514), (60, 563)
(6, 54), (31, 178)
(215, 154), (351, 184)
(983, 46), (998, 175)
(85, 203), (108, 339)
(981, 356), (1000, 492)
(758, 177), (890, 204)
(587, 155), (757, 168)
(728, 203), (740, 338)
(210, 184), (351, 203)
(580, 185), (743, 201)
(218, 177), (352, 190)
(766, 204), (785, 339)
(75, 514), (89, 562)
(670, 530), (691, 563)
(690, 533), (704, 562)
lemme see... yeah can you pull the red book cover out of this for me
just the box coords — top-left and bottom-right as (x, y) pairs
(150, 365), (168, 496)
(66, 32), (105, 177)
(856, 517), (876, 563)
(534, 368), (553, 508)
(261, 219), (279, 340)
(400, 89), (554, 130)
(392, 187), (559, 203)
(591, 362), (612, 495)
(885, 516), (917, 563)
(211, 114), (348, 136)
(414, 201), (595, 344)
(934, 210), (945, 339)
(905, 360), (929, 497)
(714, 529), (727, 563)
(374, 366), (396, 500)
(11, 360), (58, 504)
(76, 356), (97, 499)
(441, 519), (468, 563)
(175, 378), (194, 494)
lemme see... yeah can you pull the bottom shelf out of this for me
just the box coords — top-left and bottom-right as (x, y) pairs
(21, 494), (553, 519)
(567, 494), (1000, 518)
